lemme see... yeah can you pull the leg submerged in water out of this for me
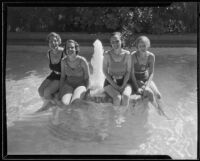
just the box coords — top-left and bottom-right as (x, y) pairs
(51, 106), (63, 125)
(150, 81), (162, 99)
(143, 86), (171, 120)
(155, 99), (172, 120)
(35, 98), (52, 113)
(36, 80), (60, 113)
(115, 85), (132, 127)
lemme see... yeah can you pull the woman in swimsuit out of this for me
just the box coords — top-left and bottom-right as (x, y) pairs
(130, 36), (161, 99)
(103, 32), (132, 126)
(37, 32), (64, 111)
(52, 39), (90, 124)
(130, 36), (167, 117)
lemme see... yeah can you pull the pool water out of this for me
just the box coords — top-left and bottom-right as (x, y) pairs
(5, 46), (197, 158)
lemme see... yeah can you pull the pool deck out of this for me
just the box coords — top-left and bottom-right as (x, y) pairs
(6, 32), (197, 47)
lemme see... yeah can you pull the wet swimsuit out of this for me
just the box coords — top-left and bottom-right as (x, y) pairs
(129, 52), (150, 92)
(134, 52), (150, 82)
(46, 50), (63, 80)
(64, 56), (87, 89)
(104, 51), (127, 87)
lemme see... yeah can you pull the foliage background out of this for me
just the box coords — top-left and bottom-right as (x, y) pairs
(6, 2), (197, 47)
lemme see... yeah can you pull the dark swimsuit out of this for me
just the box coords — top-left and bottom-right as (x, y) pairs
(129, 52), (150, 92)
(46, 50), (63, 80)
(134, 52), (150, 82)
(104, 51), (127, 87)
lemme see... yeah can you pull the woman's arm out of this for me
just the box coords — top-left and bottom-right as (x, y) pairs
(103, 53), (119, 90)
(120, 53), (131, 89)
(142, 53), (155, 89)
(81, 57), (91, 89)
(131, 54), (140, 92)
(58, 59), (66, 99)
(47, 50), (50, 60)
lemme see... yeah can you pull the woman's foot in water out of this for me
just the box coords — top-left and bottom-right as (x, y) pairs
(51, 117), (60, 125)
(51, 109), (60, 125)
(154, 90), (162, 99)
(35, 99), (52, 113)
(130, 104), (136, 115)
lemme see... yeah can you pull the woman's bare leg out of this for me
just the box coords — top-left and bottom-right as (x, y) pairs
(52, 84), (73, 125)
(70, 86), (87, 103)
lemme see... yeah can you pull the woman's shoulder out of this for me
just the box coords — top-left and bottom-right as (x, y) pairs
(103, 50), (112, 59)
(104, 49), (112, 55)
(47, 49), (52, 54)
(130, 50), (137, 55)
(122, 49), (130, 55)
(130, 51), (137, 58)
(121, 50), (130, 61)
(77, 55), (88, 65)
(56, 46), (63, 52)
(61, 56), (67, 63)
(147, 51), (155, 59)
(77, 55), (87, 61)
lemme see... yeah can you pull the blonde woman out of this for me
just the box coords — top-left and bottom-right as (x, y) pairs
(37, 32), (64, 112)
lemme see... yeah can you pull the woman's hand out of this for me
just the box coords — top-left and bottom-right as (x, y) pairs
(137, 88), (144, 95)
(112, 82), (121, 91)
(118, 83), (126, 93)
(141, 85), (146, 91)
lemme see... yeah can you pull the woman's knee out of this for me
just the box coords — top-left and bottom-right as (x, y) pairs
(38, 79), (51, 97)
(71, 86), (87, 102)
(61, 94), (72, 105)
(73, 86), (87, 94)
(38, 86), (44, 97)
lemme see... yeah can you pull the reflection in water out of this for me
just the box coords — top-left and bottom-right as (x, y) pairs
(6, 47), (197, 158)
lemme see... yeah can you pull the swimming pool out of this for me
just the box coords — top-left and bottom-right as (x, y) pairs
(5, 46), (197, 158)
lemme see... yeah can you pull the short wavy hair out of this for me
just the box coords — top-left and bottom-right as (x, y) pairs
(63, 39), (80, 55)
(47, 32), (62, 45)
(134, 36), (151, 49)
(110, 32), (125, 48)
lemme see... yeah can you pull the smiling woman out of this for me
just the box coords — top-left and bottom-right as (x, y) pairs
(103, 32), (132, 126)
(37, 32), (64, 112)
(52, 39), (90, 125)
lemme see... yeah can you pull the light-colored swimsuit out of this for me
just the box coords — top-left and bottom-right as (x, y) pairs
(104, 51), (127, 87)
(64, 56), (87, 89)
